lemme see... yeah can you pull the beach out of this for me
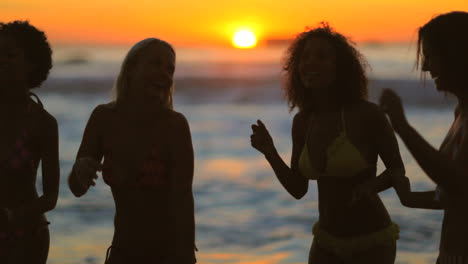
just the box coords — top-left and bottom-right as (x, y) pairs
(35, 43), (455, 264)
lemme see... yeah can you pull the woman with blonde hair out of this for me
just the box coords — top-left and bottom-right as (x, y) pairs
(68, 38), (196, 263)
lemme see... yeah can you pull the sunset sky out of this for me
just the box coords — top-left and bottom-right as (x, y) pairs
(2, 0), (468, 46)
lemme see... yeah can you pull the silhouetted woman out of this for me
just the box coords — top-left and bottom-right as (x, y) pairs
(68, 38), (196, 264)
(0, 21), (59, 264)
(380, 11), (468, 264)
(250, 23), (404, 264)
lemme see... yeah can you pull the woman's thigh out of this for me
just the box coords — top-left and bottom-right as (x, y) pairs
(308, 240), (344, 264)
(353, 240), (396, 264)
(105, 246), (170, 264)
(308, 239), (396, 264)
(8, 226), (50, 264)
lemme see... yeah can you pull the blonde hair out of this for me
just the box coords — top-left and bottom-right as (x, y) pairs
(113, 38), (175, 109)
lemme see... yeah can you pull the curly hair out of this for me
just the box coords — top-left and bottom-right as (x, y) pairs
(416, 11), (468, 79)
(0, 20), (52, 89)
(283, 22), (368, 113)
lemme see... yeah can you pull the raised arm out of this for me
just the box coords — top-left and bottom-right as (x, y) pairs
(380, 89), (468, 196)
(68, 106), (104, 197)
(250, 113), (309, 199)
(169, 112), (196, 263)
(12, 114), (59, 221)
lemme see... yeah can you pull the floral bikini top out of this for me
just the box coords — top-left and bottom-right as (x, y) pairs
(1, 95), (42, 176)
(101, 141), (170, 189)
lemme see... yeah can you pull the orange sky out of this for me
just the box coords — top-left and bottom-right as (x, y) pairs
(2, 0), (468, 46)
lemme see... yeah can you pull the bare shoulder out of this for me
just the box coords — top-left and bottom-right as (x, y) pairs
(85, 102), (117, 129)
(30, 102), (58, 135)
(163, 110), (191, 148)
(293, 111), (307, 123)
(292, 111), (308, 129)
(351, 100), (386, 122)
(291, 111), (308, 143)
(166, 110), (190, 130)
(93, 102), (116, 117)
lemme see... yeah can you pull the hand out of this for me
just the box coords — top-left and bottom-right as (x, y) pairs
(392, 175), (411, 198)
(250, 120), (276, 157)
(73, 157), (102, 190)
(379, 88), (408, 132)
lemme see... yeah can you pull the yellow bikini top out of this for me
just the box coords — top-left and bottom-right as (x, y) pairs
(298, 109), (370, 180)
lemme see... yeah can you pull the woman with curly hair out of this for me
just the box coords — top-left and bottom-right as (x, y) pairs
(250, 23), (405, 263)
(0, 21), (59, 264)
(68, 38), (196, 264)
(381, 11), (468, 264)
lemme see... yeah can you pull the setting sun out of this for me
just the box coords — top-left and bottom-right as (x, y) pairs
(232, 30), (257, 49)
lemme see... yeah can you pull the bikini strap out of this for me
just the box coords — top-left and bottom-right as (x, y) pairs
(341, 107), (347, 135)
(305, 113), (314, 141)
(104, 245), (113, 264)
(28, 92), (43, 108)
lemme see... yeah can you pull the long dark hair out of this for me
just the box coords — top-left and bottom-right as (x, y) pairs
(283, 22), (368, 113)
(416, 11), (468, 80)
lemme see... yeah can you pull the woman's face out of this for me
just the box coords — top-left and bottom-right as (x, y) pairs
(421, 38), (468, 95)
(0, 35), (29, 97)
(421, 40), (447, 92)
(298, 37), (337, 95)
(129, 42), (175, 104)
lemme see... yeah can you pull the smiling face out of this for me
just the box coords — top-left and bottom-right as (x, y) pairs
(0, 35), (29, 98)
(417, 12), (468, 98)
(298, 37), (337, 97)
(128, 42), (175, 106)
(421, 37), (468, 95)
(421, 39), (447, 91)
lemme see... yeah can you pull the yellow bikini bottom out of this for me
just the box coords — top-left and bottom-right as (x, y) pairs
(312, 221), (399, 259)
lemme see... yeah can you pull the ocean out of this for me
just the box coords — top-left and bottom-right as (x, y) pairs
(34, 43), (456, 264)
